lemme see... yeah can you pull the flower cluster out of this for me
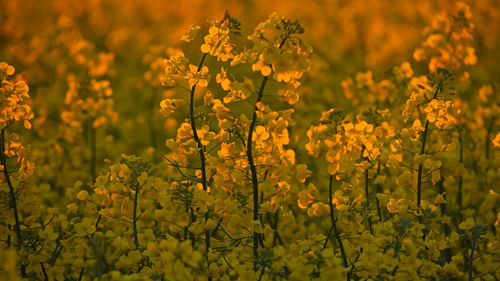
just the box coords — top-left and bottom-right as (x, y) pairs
(0, 62), (34, 130)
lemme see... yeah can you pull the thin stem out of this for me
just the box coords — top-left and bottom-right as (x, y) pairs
(78, 268), (84, 281)
(248, 74), (268, 267)
(375, 161), (383, 222)
(364, 167), (373, 234)
(437, 179), (451, 263)
(258, 266), (265, 281)
(184, 199), (190, 242)
(148, 91), (158, 162)
(79, 212), (102, 281)
(416, 87), (440, 240)
(40, 262), (49, 281)
(90, 123), (96, 184)
(437, 180), (449, 235)
(247, 36), (288, 270)
(133, 183), (140, 249)
(190, 207), (196, 248)
(469, 229), (480, 281)
(269, 210), (283, 247)
(485, 117), (494, 159)
(322, 225), (333, 249)
(328, 175), (348, 268)
(1, 129), (21, 240)
(417, 87), (439, 207)
(417, 122), (429, 207)
(188, 53), (211, 277)
(1, 129), (27, 277)
(458, 130), (464, 210)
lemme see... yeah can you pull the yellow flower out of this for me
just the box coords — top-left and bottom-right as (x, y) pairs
(74, 218), (96, 235)
(186, 64), (210, 88)
(253, 125), (270, 142)
(458, 218), (475, 230)
(200, 24), (234, 61)
(77, 190), (89, 201)
(181, 22), (200, 43)
(252, 55), (272, 76)
(295, 164), (311, 183)
(215, 68), (230, 92)
(400, 61), (414, 78)
(434, 193), (447, 205)
(492, 133), (500, 148)
(307, 202), (330, 216)
(387, 199), (400, 213)
(0, 61), (15, 76)
(159, 98), (184, 117)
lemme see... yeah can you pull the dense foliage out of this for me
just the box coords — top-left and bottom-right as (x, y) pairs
(1, 1), (499, 280)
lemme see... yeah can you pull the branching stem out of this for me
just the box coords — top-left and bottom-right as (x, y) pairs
(1, 129), (27, 277)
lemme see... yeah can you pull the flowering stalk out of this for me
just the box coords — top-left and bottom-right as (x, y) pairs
(364, 166), (373, 234)
(188, 53), (211, 270)
(375, 161), (383, 221)
(437, 179), (451, 263)
(458, 129), (464, 210)
(417, 87), (440, 207)
(133, 182), (140, 249)
(1, 129), (27, 277)
(78, 206), (103, 281)
(247, 73), (269, 265)
(360, 146), (373, 233)
(90, 121), (97, 184)
(469, 227), (480, 281)
(328, 175), (348, 268)
(148, 92), (158, 161)
(247, 34), (288, 268)
(485, 118), (494, 159)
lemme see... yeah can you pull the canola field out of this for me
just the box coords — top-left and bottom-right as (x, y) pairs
(1, 0), (499, 280)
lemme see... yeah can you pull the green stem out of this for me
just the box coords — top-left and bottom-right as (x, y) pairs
(78, 214), (102, 281)
(40, 262), (49, 281)
(78, 268), (84, 281)
(248, 74), (268, 267)
(437, 179), (451, 263)
(469, 229), (479, 281)
(328, 175), (348, 268)
(1, 129), (27, 277)
(458, 130), (463, 210)
(148, 92), (158, 162)
(416, 87), (440, 240)
(133, 183), (140, 249)
(258, 266), (265, 281)
(247, 37), (288, 269)
(375, 161), (383, 222)
(188, 53), (211, 276)
(322, 225), (333, 250)
(1, 129), (22, 240)
(270, 210), (283, 247)
(364, 167), (373, 234)
(90, 122), (96, 184)
(485, 117), (494, 159)
(417, 87), (439, 207)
